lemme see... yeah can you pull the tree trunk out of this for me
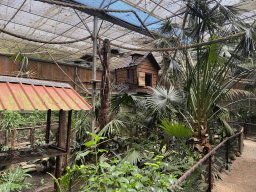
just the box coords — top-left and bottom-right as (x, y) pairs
(99, 39), (111, 130)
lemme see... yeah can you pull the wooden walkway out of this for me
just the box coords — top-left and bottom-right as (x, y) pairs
(213, 137), (256, 192)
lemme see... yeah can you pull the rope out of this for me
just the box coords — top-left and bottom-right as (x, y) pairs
(0, 28), (92, 44)
(104, 31), (246, 51)
(46, 51), (90, 94)
(0, 21), (247, 52)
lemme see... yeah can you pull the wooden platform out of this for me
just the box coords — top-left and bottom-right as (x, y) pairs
(0, 145), (66, 167)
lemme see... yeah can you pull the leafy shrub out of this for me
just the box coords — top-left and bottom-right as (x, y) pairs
(54, 156), (178, 192)
(0, 166), (31, 191)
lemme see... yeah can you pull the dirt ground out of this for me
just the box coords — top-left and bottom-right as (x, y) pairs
(213, 135), (256, 192)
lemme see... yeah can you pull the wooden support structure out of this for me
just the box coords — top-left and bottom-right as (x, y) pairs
(64, 110), (72, 170)
(30, 127), (35, 148)
(208, 155), (212, 192)
(5, 131), (8, 146)
(66, 110), (72, 153)
(11, 129), (16, 150)
(99, 39), (110, 130)
(46, 109), (51, 144)
(226, 140), (229, 170)
(55, 109), (67, 192)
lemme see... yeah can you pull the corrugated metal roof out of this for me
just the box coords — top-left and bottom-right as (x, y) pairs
(0, 76), (91, 111)
(0, 76), (72, 88)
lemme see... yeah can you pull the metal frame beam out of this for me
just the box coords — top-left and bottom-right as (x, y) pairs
(36, 0), (154, 38)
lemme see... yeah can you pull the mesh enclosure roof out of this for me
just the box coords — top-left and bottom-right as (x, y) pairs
(0, 0), (255, 68)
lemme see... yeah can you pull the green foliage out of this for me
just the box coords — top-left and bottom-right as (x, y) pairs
(159, 119), (194, 156)
(145, 86), (183, 119)
(0, 166), (31, 191)
(56, 156), (178, 192)
(26, 111), (46, 125)
(0, 110), (23, 134)
(159, 120), (194, 139)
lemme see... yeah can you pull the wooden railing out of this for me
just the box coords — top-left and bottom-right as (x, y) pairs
(0, 121), (59, 149)
(170, 126), (245, 192)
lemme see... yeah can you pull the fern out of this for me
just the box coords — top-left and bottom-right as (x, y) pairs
(121, 149), (145, 165)
(0, 166), (31, 192)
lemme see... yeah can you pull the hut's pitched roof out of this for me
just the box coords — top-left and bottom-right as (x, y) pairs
(114, 52), (160, 70)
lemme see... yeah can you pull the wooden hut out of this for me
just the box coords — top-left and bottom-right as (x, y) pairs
(114, 52), (161, 93)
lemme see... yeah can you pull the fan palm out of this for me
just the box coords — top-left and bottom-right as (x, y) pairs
(159, 119), (194, 156)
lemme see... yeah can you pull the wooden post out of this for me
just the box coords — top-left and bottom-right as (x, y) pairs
(226, 140), (229, 170)
(99, 39), (111, 130)
(244, 123), (247, 139)
(208, 155), (212, 192)
(5, 131), (8, 146)
(46, 109), (51, 144)
(55, 110), (66, 192)
(11, 129), (16, 150)
(30, 127), (35, 148)
(64, 110), (72, 169)
(239, 130), (244, 154)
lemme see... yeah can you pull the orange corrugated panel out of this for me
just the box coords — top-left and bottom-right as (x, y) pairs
(22, 84), (48, 111)
(64, 88), (91, 110)
(0, 83), (19, 111)
(0, 76), (91, 111)
(10, 83), (34, 111)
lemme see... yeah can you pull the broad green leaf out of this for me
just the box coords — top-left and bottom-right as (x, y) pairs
(117, 177), (129, 184)
(94, 135), (101, 142)
(112, 171), (123, 177)
(85, 141), (96, 147)
(135, 182), (143, 190)
(99, 149), (108, 153)
(99, 162), (111, 168)
(79, 151), (91, 157)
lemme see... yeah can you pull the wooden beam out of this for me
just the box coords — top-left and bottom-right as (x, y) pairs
(66, 110), (72, 153)
(46, 109), (51, 144)
(55, 109), (67, 192)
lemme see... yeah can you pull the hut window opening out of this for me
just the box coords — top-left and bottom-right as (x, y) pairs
(145, 73), (152, 86)
(127, 69), (133, 83)
(131, 54), (142, 63)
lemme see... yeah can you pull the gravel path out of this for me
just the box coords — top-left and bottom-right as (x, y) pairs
(213, 137), (256, 192)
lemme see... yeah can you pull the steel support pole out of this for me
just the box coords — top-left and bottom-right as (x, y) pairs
(91, 16), (98, 137)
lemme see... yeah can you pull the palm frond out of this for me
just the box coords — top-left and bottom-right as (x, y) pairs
(145, 86), (183, 118)
(121, 149), (145, 165)
(100, 118), (126, 137)
(159, 119), (194, 139)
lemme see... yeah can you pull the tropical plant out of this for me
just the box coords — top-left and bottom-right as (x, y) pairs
(0, 166), (31, 191)
(52, 155), (178, 192)
(0, 110), (23, 148)
(0, 111), (23, 134)
(159, 119), (194, 156)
